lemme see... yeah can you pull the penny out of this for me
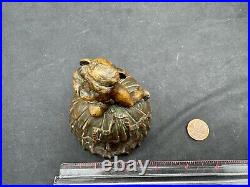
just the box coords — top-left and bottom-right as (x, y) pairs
(187, 119), (209, 141)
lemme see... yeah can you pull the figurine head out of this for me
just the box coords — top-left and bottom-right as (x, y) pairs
(79, 57), (149, 107)
(79, 57), (126, 94)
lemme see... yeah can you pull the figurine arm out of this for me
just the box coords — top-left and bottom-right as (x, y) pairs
(111, 83), (150, 107)
(88, 102), (108, 117)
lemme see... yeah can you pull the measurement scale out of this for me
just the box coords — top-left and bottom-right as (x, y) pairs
(54, 160), (248, 184)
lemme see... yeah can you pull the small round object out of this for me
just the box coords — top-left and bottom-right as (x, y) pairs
(187, 119), (209, 141)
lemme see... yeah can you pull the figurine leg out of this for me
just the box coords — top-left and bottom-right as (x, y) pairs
(88, 102), (108, 117)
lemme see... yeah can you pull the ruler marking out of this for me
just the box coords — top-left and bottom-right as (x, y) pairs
(60, 160), (248, 170)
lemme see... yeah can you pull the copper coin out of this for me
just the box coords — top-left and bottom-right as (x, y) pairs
(187, 119), (209, 141)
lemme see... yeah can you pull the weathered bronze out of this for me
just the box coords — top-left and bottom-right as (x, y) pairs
(69, 58), (151, 158)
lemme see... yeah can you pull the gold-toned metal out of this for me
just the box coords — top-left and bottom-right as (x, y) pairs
(69, 57), (151, 158)
(187, 119), (209, 141)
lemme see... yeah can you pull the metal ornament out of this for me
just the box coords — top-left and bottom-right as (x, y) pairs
(69, 58), (151, 158)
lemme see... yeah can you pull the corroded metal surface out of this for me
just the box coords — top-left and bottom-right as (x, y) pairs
(69, 58), (151, 158)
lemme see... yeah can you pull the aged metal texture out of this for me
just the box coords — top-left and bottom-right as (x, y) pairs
(187, 119), (209, 141)
(69, 58), (151, 158)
